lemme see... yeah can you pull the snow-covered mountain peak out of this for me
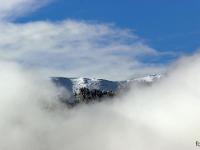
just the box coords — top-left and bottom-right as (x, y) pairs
(51, 73), (162, 94)
(71, 77), (101, 92)
(51, 74), (162, 104)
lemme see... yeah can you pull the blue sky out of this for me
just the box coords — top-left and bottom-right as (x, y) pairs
(17, 0), (200, 56)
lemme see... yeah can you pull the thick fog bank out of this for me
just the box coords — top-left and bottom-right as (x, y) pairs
(0, 54), (200, 150)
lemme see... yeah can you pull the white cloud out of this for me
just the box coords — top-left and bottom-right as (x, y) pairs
(0, 20), (166, 80)
(0, 0), (51, 20)
(0, 52), (200, 150)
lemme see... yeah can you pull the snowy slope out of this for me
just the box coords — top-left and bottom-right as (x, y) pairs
(132, 74), (162, 83)
(51, 74), (162, 94)
(52, 77), (120, 93)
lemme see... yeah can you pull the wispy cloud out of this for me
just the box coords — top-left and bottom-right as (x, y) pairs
(0, 20), (166, 80)
(0, 0), (51, 20)
(0, 0), (170, 80)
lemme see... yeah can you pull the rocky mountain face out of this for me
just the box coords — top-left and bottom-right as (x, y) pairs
(51, 74), (162, 105)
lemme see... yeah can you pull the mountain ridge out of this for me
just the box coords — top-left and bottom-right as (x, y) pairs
(50, 74), (162, 105)
(51, 73), (162, 94)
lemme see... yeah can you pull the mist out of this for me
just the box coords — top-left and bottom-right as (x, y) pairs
(0, 53), (200, 150)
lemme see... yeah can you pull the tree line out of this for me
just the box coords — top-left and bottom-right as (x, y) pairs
(74, 87), (115, 104)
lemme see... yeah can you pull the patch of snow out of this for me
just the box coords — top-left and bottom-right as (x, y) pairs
(133, 74), (162, 83)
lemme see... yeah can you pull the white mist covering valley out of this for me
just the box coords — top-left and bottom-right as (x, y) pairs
(0, 53), (200, 150)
